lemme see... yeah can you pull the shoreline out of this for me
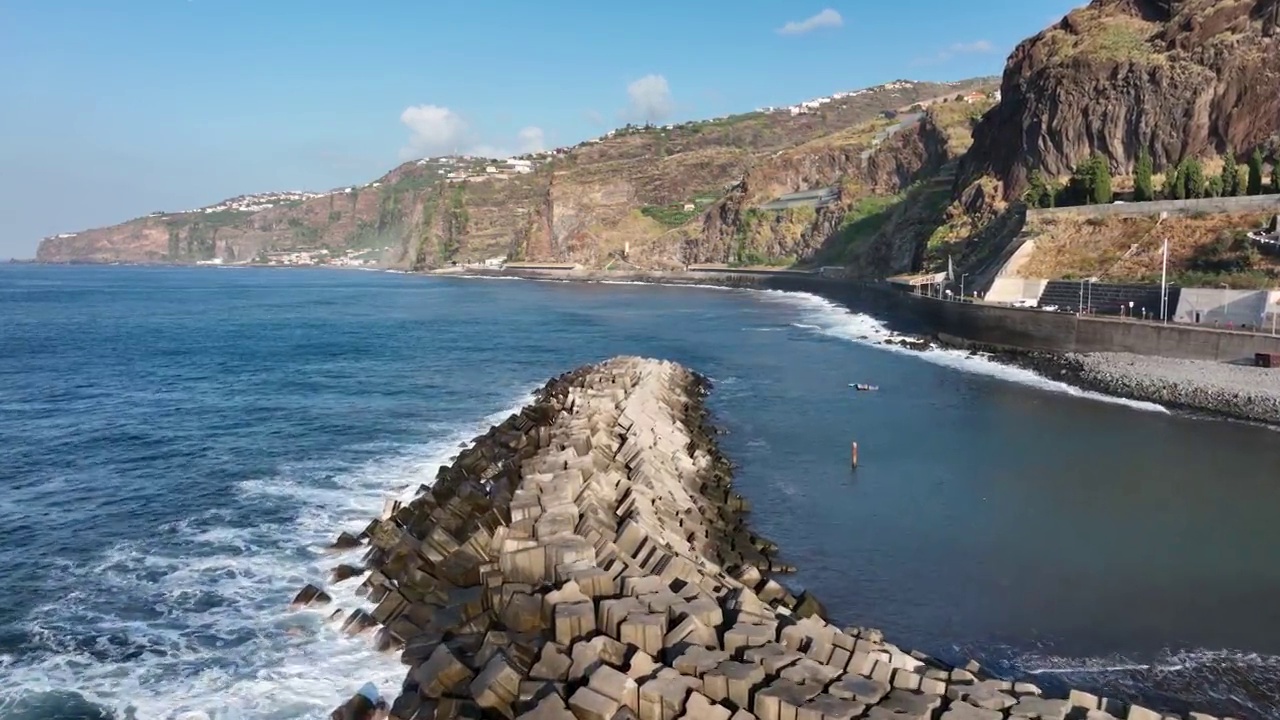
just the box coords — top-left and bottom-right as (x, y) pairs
(317, 357), (1235, 720)
(438, 267), (1280, 428)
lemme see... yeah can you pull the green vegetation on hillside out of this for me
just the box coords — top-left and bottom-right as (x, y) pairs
(824, 195), (901, 263)
(640, 204), (699, 228)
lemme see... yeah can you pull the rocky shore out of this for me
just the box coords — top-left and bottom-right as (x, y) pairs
(1015, 351), (1280, 426)
(303, 356), (1226, 720)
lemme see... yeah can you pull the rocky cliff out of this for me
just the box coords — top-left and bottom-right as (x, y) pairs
(36, 79), (995, 269)
(963, 0), (1280, 198)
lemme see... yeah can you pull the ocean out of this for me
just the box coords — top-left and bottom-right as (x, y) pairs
(2, 265), (1279, 719)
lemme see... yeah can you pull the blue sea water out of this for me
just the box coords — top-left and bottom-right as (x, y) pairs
(2, 265), (1280, 719)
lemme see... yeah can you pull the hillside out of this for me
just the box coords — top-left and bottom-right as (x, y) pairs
(1015, 212), (1280, 288)
(35, 79), (997, 270)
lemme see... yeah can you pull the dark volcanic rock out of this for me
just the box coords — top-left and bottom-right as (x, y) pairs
(962, 0), (1280, 197)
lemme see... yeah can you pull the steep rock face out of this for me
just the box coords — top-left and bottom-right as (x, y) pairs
(964, 0), (1280, 197)
(685, 117), (954, 266)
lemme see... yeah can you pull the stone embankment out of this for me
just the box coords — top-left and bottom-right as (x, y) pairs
(1021, 352), (1280, 425)
(300, 356), (1210, 720)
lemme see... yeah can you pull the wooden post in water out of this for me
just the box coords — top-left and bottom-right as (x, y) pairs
(850, 441), (859, 469)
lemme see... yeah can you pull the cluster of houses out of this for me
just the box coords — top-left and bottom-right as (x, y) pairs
(444, 157), (538, 183)
(255, 246), (387, 267)
(756, 81), (1000, 118)
(151, 190), (335, 217)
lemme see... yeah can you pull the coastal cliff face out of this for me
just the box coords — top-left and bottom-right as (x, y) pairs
(963, 0), (1280, 197)
(36, 79), (995, 268)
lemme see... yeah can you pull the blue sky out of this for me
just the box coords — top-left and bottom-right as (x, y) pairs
(0, 0), (1084, 258)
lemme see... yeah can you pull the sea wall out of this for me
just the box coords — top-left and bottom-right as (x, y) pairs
(901, 294), (1280, 363)
(308, 357), (1203, 720)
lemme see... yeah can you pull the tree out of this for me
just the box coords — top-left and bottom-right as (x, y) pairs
(1024, 170), (1053, 208)
(1182, 158), (1205, 199)
(1273, 159), (1280, 193)
(1220, 147), (1241, 197)
(1206, 175), (1224, 198)
(1162, 164), (1181, 200)
(1067, 154), (1112, 205)
(1134, 149), (1154, 201)
(1248, 149), (1265, 195)
(1090, 154), (1113, 204)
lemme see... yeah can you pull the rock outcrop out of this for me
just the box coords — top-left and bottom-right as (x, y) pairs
(314, 357), (1200, 720)
(963, 0), (1280, 197)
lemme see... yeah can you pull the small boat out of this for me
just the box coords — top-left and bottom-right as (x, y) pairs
(849, 383), (879, 391)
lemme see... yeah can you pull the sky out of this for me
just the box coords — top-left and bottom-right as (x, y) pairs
(0, 0), (1085, 258)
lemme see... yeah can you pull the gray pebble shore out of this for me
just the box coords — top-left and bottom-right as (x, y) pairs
(1054, 352), (1280, 425)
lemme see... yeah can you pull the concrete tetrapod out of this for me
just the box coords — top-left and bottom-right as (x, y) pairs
(310, 357), (1228, 720)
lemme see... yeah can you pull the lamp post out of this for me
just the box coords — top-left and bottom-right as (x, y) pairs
(1220, 282), (1229, 325)
(1078, 280), (1084, 315)
(961, 273), (969, 301)
(1159, 237), (1169, 323)
(1087, 278), (1095, 314)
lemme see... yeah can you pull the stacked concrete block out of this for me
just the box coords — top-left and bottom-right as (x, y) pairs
(314, 357), (1223, 720)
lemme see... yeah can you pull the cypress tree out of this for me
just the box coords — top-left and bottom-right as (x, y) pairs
(1183, 158), (1205, 199)
(1134, 149), (1154, 202)
(1220, 147), (1241, 197)
(1248, 149), (1265, 195)
(1162, 165), (1179, 200)
(1090, 155), (1113, 204)
(1272, 157), (1280, 193)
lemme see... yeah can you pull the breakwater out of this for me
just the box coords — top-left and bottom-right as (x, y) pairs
(306, 356), (1220, 720)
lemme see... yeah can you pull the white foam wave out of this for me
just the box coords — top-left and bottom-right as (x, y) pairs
(1, 395), (534, 720)
(760, 291), (1170, 414)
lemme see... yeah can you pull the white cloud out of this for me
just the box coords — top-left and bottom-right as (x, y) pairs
(625, 74), (674, 124)
(516, 126), (545, 153)
(777, 9), (843, 36)
(911, 39), (998, 66)
(399, 105), (467, 158)
(398, 105), (546, 160)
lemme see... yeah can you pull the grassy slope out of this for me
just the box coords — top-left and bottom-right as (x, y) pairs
(1018, 212), (1280, 288)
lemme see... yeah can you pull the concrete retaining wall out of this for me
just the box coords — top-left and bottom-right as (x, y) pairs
(984, 278), (1046, 304)
(1027, 194), (1280, 220)
(316, 357), (1208, 720)
(904, 296), (1280, 362)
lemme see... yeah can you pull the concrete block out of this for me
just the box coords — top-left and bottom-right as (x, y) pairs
(553, 601), (597, 646)
(778, 658), (841, 686)
(620, 613), (668, 657)
(530, 643), (572, 682)
(672, 646), (730, 679)
(940, 701), (1003, 720)
(797, 695), (864, 720)
(413, 643), (475, 698)
(470, 652), (523, 718)
(567, 686), (619, 720)
(1009, 696), (1070, 719)
(638, 670), (700, 720)
(827, 675), (888, 704)
(586, 665), (639, 712)
(678, 692), (732, 720)
(752, 679), (820, 720)
(1068, 690), (1101, 711)
(702, 660), (765, 711)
